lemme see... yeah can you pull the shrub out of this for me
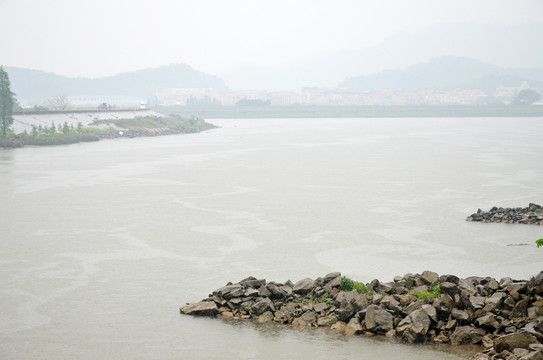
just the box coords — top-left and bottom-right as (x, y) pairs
(340, 276), (373, 296)
(412, 284), (441, 299)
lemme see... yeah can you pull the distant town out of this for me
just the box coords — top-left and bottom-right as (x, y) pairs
(58, 83), (540, 111)
(152, 84), (538, 107)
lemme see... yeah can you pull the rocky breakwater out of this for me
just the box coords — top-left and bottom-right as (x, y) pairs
(467, 203), (543, 225)
(181, 271), (543, 360)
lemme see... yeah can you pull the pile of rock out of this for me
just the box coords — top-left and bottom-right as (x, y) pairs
(467, 204), (543, 225)
(181, 271), (543, 360)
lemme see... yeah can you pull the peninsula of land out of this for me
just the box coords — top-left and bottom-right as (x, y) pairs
(0, 113), (217, 148)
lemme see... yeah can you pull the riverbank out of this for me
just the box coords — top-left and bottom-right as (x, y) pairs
(181, 271), (543, 360)
(0, 115), (218, 148)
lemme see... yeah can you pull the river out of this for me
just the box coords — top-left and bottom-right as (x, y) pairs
(1, 117), (542, 359)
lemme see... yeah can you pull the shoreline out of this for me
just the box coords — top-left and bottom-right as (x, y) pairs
(0, 116), (218, 149)
(181, 271), (543, 360)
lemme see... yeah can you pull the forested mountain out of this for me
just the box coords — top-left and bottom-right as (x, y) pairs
(341, 57), (543, 92)
(5, 64), (228, 103)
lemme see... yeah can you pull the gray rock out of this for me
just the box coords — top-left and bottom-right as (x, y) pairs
(317, 314), (338, 327)
(331, 321), (347, 333)
(365, 305), (393, 333)
(344, 317), (364, 336)
(494, 332), (538, 353)
(452, 309), (470, 321)
(450, 326), (486, 345)
(484, 292), (505, 311)
(299, 310), (317, 324)
(421, 271), (439, 285)
(381, 295), (402, 313)
(433, 293), (455, 314)
(440, 282), (457, 296)
(313, 302), (328, 313)
(469, 296), (486, 310)
(240, 277), (266, 288)
(266, 282), (288, 299)
(336, 306), (355, 322)
(514, 348), (531, 358)
(411, 285), (429, 294)
(519, 351), (543, 360)
(335, 291), (368, 321)
(180, 301), (219, 316)
(513, 296), (530, 318)
(404, 299), (425, 315)
(421, 304), (437, 323)
(323, 272), (341, 283)
(255, 311), (274, 323)
(273, 310), (290, 324)
(251, 297), (275, 315)
(397, 309), (431, 343)
(293, 278), (315, 295)
(476, 313), (500, 330)
(438, 274), (460, 284)
(243, 288), (260, 298)
(258, 285), (272, 297)
(213, 284), (244, 299)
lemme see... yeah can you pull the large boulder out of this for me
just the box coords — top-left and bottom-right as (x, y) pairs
(317, 314), (338, 327)
(251, 297), (275, 315)
(484, 292), (505, 312)
(180, 301), (219, 316)
(397, 309), (431, 343)
(365, 305), (393, 333)
(433, 293), (455, 314)
(255, 311), (274, 323)
(469, 296), (486, 310)
(335, 291), (369, 320)
(293, 278), (315, 295)
(421, 271), (439, 285)
(213, 284), (245, 299)
(344, 317), (364, 336)
(450, 326), (486, 345)
(239, 277), (266, 288)
(494, 332), (538, 353)
(266, 282), (289, 299)
(476, 313), (500, 330)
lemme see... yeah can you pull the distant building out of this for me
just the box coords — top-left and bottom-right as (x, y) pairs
(67, 95), (145, 108)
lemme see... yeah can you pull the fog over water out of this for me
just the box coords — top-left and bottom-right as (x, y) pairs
(0, 118), (542, 359)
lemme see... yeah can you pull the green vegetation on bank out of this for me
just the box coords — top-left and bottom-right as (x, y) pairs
(411, 284), (442, 299)
(0, 115), (217, 148)
(104, 115), (213, 133)
(339, 276), (373, 296)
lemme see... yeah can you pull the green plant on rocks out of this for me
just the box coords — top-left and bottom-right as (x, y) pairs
(411, 283), (441, 300)
(536, 239), (543, 248)
(339, 276), (373, 296)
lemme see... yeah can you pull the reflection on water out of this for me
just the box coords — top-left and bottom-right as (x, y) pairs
(0, 117), (542, 359)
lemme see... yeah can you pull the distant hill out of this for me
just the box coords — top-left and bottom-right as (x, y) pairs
(221, 23), (543, 90)
(341, 57), (543, 92)
(5, 64), (228, 103)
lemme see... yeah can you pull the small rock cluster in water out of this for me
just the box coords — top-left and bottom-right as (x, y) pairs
(181, 271), (543, 360)
(467, 203), (543, 225)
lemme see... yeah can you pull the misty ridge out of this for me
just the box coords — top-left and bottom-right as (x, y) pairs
(6, 22), (543, 107)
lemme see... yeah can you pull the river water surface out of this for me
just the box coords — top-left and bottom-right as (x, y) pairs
(1, 117), (542, 359)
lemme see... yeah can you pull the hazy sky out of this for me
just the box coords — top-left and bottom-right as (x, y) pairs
(1, 0), (542, 78)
